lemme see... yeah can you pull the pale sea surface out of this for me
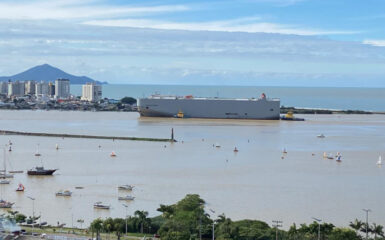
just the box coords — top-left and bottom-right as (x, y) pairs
(0, 110), (384, 229)
(71, 85), (385, 111)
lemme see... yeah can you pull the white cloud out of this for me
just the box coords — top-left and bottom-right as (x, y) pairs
(84, 17), (356, 36)
(0, 0), (188, 20)
(363, 40), (385, 47)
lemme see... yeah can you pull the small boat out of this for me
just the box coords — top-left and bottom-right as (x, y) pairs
(233, 147), (239, 152)
(175, 110), (184, 118)
(75, 186), (84, 189)
(118, 185), (134, 191)
(282, 148), (287, 154)
(56, 190), (72, 196)
(336, 155), (342, 162)
(327, 154), (334, 160)
(110, 151), (117, 157)
(8, 146), (12, 152)
(317, 134), (325, 138)
(8, 140), (12, 146)
(56, 144), (59, 150)
(0, 199), (14, 208)
(94, 202), (110, 209)
(16, 183), (25, 192)
(215, 143), (221, 148)
(377, 156), (382, 165)
(35, 144), (41, 157)
(118, 195), (135, 201)
(9, 170), (24, 174)
(280, 111), (305, 121)
(27, 166), (57, 176)
(323, 152), (327, 158)
(0, 173), (13, 178)
(0, 179), (10, 184)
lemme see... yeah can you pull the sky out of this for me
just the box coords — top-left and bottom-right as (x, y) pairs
(0, 0), (385, 87)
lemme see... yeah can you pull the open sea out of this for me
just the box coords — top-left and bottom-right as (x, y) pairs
(71, 85), (385, 111)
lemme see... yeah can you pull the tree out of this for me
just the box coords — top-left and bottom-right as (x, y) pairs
(103, 218), (114, 240)
(90, 218), (103, 240)
(120, 97), (137, 105)
(134, 210), (150, 233)
(349, 219), (364, 234)
(15, 213), (27, 223)
(113, 218), (125, 240)
(328, 228), (361, 240)
(371, 223), (384, 240)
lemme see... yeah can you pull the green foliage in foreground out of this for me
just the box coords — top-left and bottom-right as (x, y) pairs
(86, 194), (385, 240)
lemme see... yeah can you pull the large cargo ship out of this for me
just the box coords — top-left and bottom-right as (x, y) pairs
(137, 93), (280, 120)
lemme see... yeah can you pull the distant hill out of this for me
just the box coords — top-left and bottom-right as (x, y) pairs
(0, 64), (107, 84)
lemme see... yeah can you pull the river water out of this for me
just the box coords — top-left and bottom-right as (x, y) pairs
(0, 110), (384, 229)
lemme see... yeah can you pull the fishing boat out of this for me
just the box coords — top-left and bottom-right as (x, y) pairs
(16, 183), (25, 192)
(35, 144), (41, 157)
(94, 202), (110, 209)
(377, 156), (382, 165)
(118, 185), (134, 191)
(27, 166), (57, 176)
(110, 151), (117, 157)
(56, 190), (72, 196)
(0, 199), (14, 208)
(118, 195), (135, 201)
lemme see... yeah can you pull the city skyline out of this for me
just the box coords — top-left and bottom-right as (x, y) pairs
(1, 0), (385, 87)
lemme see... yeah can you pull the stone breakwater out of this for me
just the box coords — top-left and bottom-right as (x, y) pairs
(0, 130), (175, 142)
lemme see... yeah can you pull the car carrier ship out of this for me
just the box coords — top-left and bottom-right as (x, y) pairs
(137, 93), (280, 120)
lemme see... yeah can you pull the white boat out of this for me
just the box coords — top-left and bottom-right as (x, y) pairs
(110, 151), (117, 157)
(94, 202), (110, 209)
(282, 148), (287, 154)
(118, 185), (134, 191)
(377, 156), (382, 165)
(336, 155), (342, 162)
(56, 190), (72, 196)
(56, 144), (59, 150)
(317, 134), (325, 138)
(0, 149), (14, 179)
(16, 183), (25, 192)
(118, 195), (135, 201)
(215, 143), (221, 148)
(0, 180), (10, 184)
(327, 153), (334, 160)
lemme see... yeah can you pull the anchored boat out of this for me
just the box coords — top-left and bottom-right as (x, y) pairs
(27, 166), (57, 176)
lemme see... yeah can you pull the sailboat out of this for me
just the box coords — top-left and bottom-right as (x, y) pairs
(377, 156), (382, 165)
(35, 144), (41, 157)
(0, 148), (13, 179)
(0, 149), (14, 208)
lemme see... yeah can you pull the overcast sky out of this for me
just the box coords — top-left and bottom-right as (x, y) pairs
(1, 0), (385, 87)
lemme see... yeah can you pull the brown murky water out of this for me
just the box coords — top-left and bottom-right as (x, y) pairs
(0, 110), (384, 229)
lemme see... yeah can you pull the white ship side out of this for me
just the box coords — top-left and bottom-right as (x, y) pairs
(137, 94), (280, 120)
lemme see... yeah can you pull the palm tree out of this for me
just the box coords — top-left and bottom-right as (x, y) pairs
(371, 223), (384, 240)
(134, 210), (149, 234)
(90, 218), (103, 240)
(349, 219), (364, 234)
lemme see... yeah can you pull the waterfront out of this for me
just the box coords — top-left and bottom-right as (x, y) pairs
(0, 110), (384, 229)
(71, 85), (385, 112)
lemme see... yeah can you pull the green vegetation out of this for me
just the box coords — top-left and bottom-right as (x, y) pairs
(3, 196), (385, 240)
(280, 106), (374, 114)
(120, 97), (137, 105)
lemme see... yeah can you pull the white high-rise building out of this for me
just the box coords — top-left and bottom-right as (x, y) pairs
(81, 83), (102, 102)
(8, 81), (25, 97)
(35, 81), (49, 96)
(55, 78), (70, 99)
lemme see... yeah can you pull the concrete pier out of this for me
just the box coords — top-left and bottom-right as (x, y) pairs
(0, 130), (176, 142)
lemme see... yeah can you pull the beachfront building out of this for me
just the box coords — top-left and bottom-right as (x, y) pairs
(8, 81), (25, 97)
(35, 81), (49, 97)
(48, 82), (55, 97)
(81, 82), (102, 102)
(0, 82), (8, 95)
(55, 78), (70, 99)
(25, 80), (36, 95)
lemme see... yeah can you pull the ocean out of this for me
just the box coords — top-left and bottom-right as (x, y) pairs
(71, 85), (385, 112)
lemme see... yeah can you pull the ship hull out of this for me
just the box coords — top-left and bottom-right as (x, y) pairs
(138, 97), (280, 120)
(27, 169), (56, 175)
